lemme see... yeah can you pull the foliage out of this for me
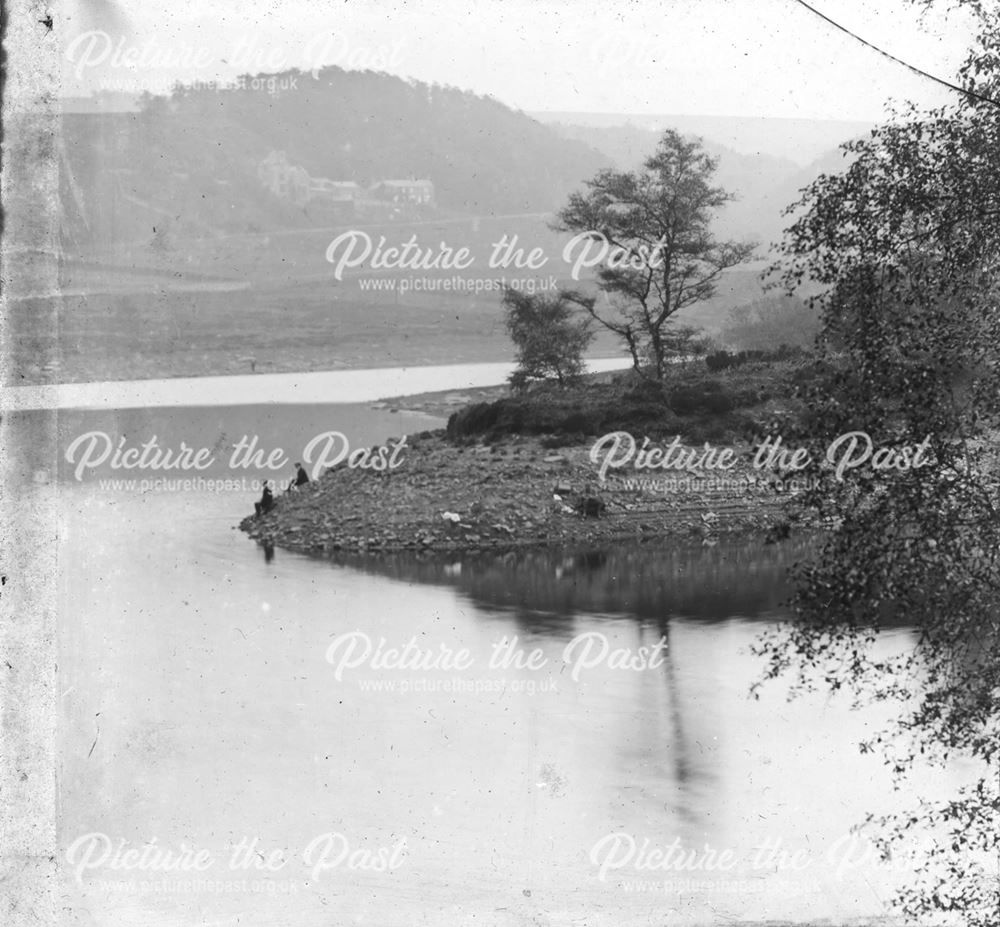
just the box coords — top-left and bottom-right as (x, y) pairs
(556, 131), (756, 381)
(705, 345), (806, 372)
(757, 5), (1000, 923)
(446, 359), (803, 444)
(721, 295), (820, 351)
(502, 287), (594, 388)
(651, 324), (716, 364)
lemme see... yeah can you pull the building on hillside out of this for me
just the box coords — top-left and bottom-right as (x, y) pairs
(257, 151), (311, 206)
(308, 178), (362, 203)
(258, 152), (362, 215)
(369, 179), (435, 206)
(258, 154), (433, 215)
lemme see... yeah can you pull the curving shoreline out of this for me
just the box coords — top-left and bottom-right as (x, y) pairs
(239, 431), (792, 556)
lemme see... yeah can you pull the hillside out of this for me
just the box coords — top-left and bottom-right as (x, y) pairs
(18, 76), (842, 385)
(57, 68), (611, 256)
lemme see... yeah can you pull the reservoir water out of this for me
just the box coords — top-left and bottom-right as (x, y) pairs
(14, 363), (962, 926)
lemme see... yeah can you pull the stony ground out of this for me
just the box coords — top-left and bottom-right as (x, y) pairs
(240, 431), (791, 555)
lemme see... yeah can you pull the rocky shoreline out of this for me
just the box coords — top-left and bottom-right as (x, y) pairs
(239, 431), (794, 556)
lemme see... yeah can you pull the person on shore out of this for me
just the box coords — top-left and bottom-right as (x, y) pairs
(254, 481), (274, 516)
(284, 463), (310, 493)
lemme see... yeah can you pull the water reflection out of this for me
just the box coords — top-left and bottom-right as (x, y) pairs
(321, 535), (816, 631)
(302, 535), (799, 854)
(315, 535), (819, 840)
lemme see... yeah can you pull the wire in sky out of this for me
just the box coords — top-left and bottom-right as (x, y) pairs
(788, 0), (1000, 111)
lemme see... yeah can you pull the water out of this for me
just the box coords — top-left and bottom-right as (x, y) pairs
(53, 482), (934, 927)
(19, 370), (964, 925)
(2, 356), (631, 411)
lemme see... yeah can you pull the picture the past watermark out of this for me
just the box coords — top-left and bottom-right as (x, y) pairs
(63, 832), (407, 894)
(61, 431), (409, 483)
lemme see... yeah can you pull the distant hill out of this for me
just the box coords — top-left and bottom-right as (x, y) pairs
(57, 67), (612, 254)
(531, 111), (874, 165)
(542, 120), (864, 249)
(39, 78), (870, 387)
(56, 75), (869, 265)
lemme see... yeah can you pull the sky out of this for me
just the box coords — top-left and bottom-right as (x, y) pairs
(57, 0), (977, 121)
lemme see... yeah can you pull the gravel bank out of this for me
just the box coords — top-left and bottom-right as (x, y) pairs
(239, 431), (792, 555)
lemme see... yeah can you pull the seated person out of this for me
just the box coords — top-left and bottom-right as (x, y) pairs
(286, 462), (311, 493)
(254, 481), (274, 516)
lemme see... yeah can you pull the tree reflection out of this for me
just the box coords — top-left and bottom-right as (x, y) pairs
(326, 536), (816, 627)
(324, 536), (824, 849)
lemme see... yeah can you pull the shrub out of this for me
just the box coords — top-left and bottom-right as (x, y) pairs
(702, 392), (734, 414)
(625, 378), (667, 402)
(667, 386), (703, 415)
(705, 346), (807, 372)
(705, 350), (734, 372)
(503, 288), (594, 386)
(562, 411), (600, 435)
(613, 402), (673, 430)
(447, 401), (503, 437)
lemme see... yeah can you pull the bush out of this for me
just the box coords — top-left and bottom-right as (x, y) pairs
(612, 402), (673, 430)
(625, 378), (667, 401)
(668, 381), (751, 416)
(731, 386), (769, 406)
(503, 288), (594, 386)
(667, 386), (703, 415)
(705, 346), (806, 372)
(447, 397), (605, 442)
(447, 401), (504, 437)
(562, 411), (601, 435)
(726, 411), (766, 441)
(702, 392), (734, 414)
(705, 350), (734, 372)
(445, 350), (800, 444)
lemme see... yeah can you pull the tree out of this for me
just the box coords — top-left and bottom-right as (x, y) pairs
(502, 287), (594, 390)
(555, 130), (756, 381)
(757, 5), (1000, 925)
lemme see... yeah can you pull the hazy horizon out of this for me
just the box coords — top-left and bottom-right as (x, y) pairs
(53, 85), (873, 166)
(44, 0), (976, 122)
(530, 111), (875, 164)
